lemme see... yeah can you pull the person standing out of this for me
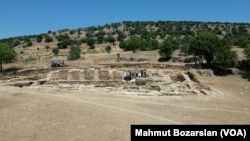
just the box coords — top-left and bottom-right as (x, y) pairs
(143, 69), (147, 77)
(124, 71), (127, 80)
(135, 69), (138, 77)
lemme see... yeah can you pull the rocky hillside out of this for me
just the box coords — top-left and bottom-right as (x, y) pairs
(0, 21), (250, 72)
(1, 21), (250, 49)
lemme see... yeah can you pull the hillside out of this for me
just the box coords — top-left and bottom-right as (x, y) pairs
(0, 21), (250, 71)
(1, 21), (250, 141)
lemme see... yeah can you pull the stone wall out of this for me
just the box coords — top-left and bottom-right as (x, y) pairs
(38, 68), (214, 96)
(46, 69), (124, 81)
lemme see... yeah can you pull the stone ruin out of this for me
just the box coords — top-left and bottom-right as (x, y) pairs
(34, 68), (213, 96)
(42, 69), (123, 81)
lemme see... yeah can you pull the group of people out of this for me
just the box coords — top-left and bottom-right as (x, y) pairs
(124, 69), (147, 81)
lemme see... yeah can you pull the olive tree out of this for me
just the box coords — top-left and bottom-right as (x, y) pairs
(189, 31), (238, 70)
(0, 44), (17, 72)
(52, 47), (59, 56)
(189, 31), (219, 65)
(68, 46), (81, 60)
(120, 36), (143, 53)
(159, 38), (178, 60)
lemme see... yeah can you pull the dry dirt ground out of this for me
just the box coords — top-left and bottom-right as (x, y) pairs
(0, 73), (250, 141)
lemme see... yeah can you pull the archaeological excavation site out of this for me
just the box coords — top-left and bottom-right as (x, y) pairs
(4, 63), (215, 96)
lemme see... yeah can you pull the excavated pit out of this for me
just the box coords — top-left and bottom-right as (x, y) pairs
(4, 66), (215, 96)
(28, 68), (212, 96)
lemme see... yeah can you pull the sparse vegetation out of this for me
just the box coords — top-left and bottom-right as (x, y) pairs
(69, 30), (76, 35)
(1, 21), (250, 140)
(0, 20), (249, 74)
(13, 40), (21, 47)
(56, 34), (72, 49)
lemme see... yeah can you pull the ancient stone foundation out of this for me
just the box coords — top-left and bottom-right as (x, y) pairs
(35, 68), (213, 96)
(44, 69), (123, 81)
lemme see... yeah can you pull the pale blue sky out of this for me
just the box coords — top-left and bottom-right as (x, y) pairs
(0, 0), (249, 39)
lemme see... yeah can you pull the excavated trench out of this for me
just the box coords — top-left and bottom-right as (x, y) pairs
(4, 66), (214, 96)
(31, 68), (212, 96)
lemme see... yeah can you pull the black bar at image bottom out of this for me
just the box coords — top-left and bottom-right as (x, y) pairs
(131, 125), (250, 141)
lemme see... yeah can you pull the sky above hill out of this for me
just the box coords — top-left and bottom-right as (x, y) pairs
(0, 0), (249, 39)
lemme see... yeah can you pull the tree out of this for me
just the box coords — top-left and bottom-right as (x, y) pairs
(244, 44), (250, 60)
(36, 35), (43, 43)
(77, 29), (82, 35)
(0, 44), (16, 72)
(97, 35), (104, 44)
(52, 47), (59, 56)
(180, 35), (194, 55)
(105, 45), (112, 54)
(141, 31), (151, 40)
(56, 34), (70, 42)
(189, 31), (238, 69)
(189, 31), (219, 65)
(105, 36), (116, 44)
(117, 32), (126, 41)
(13, 40), (21, 47)
(86, 38), (96, 49)
(142, 39), (159, 50)
(56, 34), (72, 49)
(150, 39), (160, 50)
(119, 40), (126, 50)
(122, 36), (143, 53)
(45, 36), (53, 43)
(57, 38), (72, 49)
(159, 38), (176, 60)
(68, 46), (81, 60)
(25, 39), (33, 47)
(45, 45), (50, 51)
(214, 49), (237, 70)
(69, 30), (75, 35)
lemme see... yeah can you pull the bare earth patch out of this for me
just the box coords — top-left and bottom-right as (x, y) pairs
(0, 70), (250, 141)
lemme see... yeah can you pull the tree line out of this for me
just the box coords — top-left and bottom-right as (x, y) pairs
(1, 20), (250, 49)
(119, 30), (249, 74)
